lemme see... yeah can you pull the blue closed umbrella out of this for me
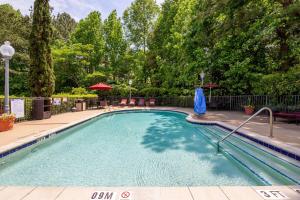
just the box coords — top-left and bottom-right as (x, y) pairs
(194, 88), (206, 115)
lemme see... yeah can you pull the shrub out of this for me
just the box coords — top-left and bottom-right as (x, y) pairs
(140, 87), (162, 97)
(71, 87), (88, 95)
(109, 84), (138, 97)
(52, 93), (97, 98)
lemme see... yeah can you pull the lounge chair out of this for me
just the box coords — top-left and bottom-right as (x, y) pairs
(149, 98), (155, 106)
(273, 112), (300, 124)
(138, 98), (145, 106)
(99, 100), (107, 108)
(129, 99), (136, 106)
(119, 98), (127, 106)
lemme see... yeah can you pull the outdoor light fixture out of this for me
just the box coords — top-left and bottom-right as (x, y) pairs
(0, 41), (15, 113)
(129, 80), (133, 102)
(200, 71), (205, 87)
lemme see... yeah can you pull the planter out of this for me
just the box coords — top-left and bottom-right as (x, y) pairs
(0, 117), (15, 132)
(244, 106), (255, 115)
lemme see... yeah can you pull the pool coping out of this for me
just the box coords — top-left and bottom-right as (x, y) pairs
(0, 108), (299, 163)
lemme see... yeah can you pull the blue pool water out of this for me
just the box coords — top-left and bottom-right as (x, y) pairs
(0, 111), (299, 186)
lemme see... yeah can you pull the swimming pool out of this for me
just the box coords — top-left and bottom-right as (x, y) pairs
(0, 110), (299, 186)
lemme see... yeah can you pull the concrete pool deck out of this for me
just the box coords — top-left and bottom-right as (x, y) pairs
(0, 186), (300, 200)
(0, 107), (299, 199)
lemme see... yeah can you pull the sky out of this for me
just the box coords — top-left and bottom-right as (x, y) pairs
(0, 0), (165, 21)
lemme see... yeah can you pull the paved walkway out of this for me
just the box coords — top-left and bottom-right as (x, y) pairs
(0, 186), (299, 200)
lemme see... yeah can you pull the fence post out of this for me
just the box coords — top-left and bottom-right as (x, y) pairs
(229, 96), (232, 111)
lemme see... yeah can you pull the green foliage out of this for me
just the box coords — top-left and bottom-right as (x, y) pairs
(29, 0), (55, 97)
(0, 4), (31, 96)
(182, 0), (300, 95)
(71, 87), (88, 95)
(83, 71), (107, 87)
(52, 12), (76, 42)
(109, 84), (138, 97)
(1, 1), (299, 97)
(71, 11), (105, 72)
(253, 66), (300, 96)
(123, 0), (159, 52)
(52, 93), (97, 98)
(103, 10), (127, 80)
(52, 43), (93, 92)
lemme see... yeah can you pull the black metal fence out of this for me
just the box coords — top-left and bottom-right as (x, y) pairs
(0, 95), (299, 122)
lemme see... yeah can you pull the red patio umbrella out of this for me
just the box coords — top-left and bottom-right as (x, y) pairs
(89, 83), (112, 91)
(203, 83), (219, 89)
(203, 83), (219, 103)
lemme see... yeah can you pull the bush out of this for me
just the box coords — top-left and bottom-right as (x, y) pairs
(109, 84), (138, 97)
(253, 66), (300, 95)
(140, 87), (163, 97)
(52, 93), (97, 98)
(71, 87), (88, 95)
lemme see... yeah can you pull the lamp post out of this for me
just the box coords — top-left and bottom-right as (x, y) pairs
(0, 41), (15, 114)
(129, 79), (132, 102)
(200, 71), (205, 87)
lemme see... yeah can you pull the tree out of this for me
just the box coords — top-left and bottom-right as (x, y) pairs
(52, 12), (76, 42)
(71, 11), (105, 73)
(29, 0), (55, 97)
(52, 43), (93, 92)
(0, 4), (31, 95)
(123, 0), (159, 53)
(103, 10), (127, 80)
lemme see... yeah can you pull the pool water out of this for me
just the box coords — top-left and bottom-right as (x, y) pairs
(0, 111), (298, 186)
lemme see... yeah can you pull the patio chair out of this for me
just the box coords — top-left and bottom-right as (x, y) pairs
(138, 98), (145, 106)
(149, 98), (156, 106)
(119, 98), (128, 106)
(129, 99), (136, 106)
(99, 100), (108, 109)
(273, 112), (300, 125)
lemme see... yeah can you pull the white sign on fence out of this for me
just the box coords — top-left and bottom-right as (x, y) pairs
(53, 98), (61, 105)
(11, 99), (25, 118)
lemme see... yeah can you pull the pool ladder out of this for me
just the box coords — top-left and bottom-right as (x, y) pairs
(217, 107), (273, 152)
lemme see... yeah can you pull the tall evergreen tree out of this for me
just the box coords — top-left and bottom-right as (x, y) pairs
(29, 0), (55, 97)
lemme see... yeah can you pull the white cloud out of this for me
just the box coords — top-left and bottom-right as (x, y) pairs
(0, 0), (165, 21)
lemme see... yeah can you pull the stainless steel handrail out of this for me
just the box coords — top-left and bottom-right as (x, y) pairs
(217, 107), (273, 152)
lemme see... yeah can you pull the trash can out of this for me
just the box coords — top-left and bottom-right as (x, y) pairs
(75, 99), (86, 111)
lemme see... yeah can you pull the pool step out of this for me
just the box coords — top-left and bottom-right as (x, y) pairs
(207, 126), (300, 182)
(196, 126), (300, 185)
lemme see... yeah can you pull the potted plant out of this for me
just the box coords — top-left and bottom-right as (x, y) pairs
(244, 105), (255, 115)
(0, 113), (16, 132)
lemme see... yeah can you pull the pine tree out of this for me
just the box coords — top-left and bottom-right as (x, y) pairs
(29, 0), (55, 97)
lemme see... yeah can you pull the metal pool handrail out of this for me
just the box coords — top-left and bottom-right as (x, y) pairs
(217, 107), (273, 152)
